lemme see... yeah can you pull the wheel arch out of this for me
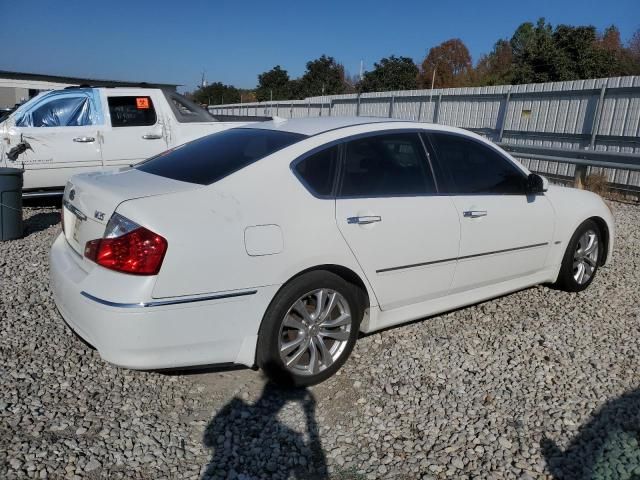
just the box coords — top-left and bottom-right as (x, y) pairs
(588, 216), (610, 266)
(274, 264), (372, 312)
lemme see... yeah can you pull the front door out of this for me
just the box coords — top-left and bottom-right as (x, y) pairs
(335, 131), (460, 310)
(3, 90), (104, 190)
(428, 132), (554, 293)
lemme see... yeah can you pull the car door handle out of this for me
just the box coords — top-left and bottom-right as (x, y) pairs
(73, 136), (95, 143)
(347, 216), (382, 225)
(142, 134), (163, 140)
(463, 210), (488, 218)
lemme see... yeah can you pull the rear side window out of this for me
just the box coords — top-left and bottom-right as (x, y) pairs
(430, 133), (526, 195)
(108, 96), (157, 127)
(294, 146), (339, 197)
(137, 128), (306, 185)
(164, 91), (216, 123)
(339, 133), (436, 197)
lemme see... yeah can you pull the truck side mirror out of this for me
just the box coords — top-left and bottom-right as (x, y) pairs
(526, 173), (547, 194)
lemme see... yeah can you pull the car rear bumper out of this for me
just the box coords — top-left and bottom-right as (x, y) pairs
(49, 233), (278, 370)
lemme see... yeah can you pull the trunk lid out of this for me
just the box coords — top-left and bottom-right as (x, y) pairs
(62, 168), (198, 256)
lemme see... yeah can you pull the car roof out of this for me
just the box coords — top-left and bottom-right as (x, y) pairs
(248, 116), (413, 136)
(247, 116), (473, 138)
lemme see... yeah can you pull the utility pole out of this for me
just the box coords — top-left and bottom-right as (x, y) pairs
(429, 65), (437, 115)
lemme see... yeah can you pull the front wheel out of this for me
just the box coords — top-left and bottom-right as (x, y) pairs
(257, 271), (362, 387)
(554, 219), (602, 292)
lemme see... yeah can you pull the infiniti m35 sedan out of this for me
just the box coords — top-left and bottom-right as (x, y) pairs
(50, 117), (614, 386)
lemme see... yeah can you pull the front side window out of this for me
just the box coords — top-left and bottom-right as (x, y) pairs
(294, 146), (339, 197)
(108, 96), (157, 127)
(137, 128), (306, 185)
(339, 133), (436, 197)
(430, 133), (526, 195)
(15, 93), (99, 127)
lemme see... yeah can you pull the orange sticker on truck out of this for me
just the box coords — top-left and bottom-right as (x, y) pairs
(136, 97), (150, 109)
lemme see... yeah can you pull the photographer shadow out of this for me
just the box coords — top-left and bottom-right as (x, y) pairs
(201, 381), (328, 480)
(541, 388), (640, 479)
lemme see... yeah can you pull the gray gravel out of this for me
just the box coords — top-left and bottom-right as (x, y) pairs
(1, 201), (639, 479)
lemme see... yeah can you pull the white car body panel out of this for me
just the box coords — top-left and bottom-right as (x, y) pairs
(49, 118), (615, 370)
(0, 87), (255, 190)
(449, 194), (555, 293)
(336, 196), (460, 310)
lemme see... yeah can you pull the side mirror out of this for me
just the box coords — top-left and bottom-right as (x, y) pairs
(526, 173), (548, 194)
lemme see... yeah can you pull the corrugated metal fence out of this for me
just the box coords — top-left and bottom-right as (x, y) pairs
(210, 76), (640, 192)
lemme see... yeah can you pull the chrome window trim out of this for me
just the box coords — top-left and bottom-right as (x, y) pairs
(290, 128), (441, 199)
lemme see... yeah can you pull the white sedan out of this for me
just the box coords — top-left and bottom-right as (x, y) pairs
(50, 117), (614, 386)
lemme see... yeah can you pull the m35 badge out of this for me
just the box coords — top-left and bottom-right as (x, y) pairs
(94, 211), (105, 221)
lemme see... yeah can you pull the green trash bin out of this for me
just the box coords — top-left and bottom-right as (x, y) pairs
(0, 167), (23, 241)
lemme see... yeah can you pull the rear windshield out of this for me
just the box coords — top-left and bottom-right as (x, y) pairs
(136, 128), (306, 185)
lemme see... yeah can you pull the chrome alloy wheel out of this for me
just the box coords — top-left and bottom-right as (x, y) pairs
(278, 289), (352, 376)
(573, 229), (599, 285)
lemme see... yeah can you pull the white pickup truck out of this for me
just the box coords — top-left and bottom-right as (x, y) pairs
(0, 87), (262, 194)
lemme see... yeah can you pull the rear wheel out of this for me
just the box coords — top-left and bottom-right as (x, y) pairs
(554, 219), (602, 292)
(257, 271), (362, 387)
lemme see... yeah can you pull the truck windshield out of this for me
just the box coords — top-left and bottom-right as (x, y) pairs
(136, 128), (306, 185)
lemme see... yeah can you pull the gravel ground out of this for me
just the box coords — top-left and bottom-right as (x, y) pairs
(1, 201), (639, 479)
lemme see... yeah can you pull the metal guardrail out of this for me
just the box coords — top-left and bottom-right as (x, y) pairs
(498, 144), (640, 172)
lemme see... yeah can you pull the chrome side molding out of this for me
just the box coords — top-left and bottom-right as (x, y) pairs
(80, 289), (258, 308)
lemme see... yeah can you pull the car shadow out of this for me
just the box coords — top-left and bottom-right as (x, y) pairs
(23, 211), (60, 236)
(541, 387), (640, 479)
(201, 381), (328, 479)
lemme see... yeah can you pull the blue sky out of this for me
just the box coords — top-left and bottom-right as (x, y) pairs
(2, 0), (638, 92)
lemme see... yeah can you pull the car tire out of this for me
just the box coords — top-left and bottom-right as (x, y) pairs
(554, 219), (603, 292)
(257, 270), (363, 387)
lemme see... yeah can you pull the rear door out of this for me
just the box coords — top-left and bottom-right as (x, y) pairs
(334, 131), (460, 311)
(428, 132), (554, 293)
(99, 91), (168, 170)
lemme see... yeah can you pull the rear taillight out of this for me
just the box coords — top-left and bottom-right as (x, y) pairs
(84, 214), (167, 275)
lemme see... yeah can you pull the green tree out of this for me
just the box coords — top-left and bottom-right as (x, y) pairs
(475, 39), (514, 85)
(509, 19), (640, 84)
(553, 24), (610, 79)
(358, 56), (418, 92)
(298, 55), (346, 97)
(510, 19), (567, 83)
(190, 82), (240, 105)
(256, 66), (292, 102)
(418, 39), (473, 88)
